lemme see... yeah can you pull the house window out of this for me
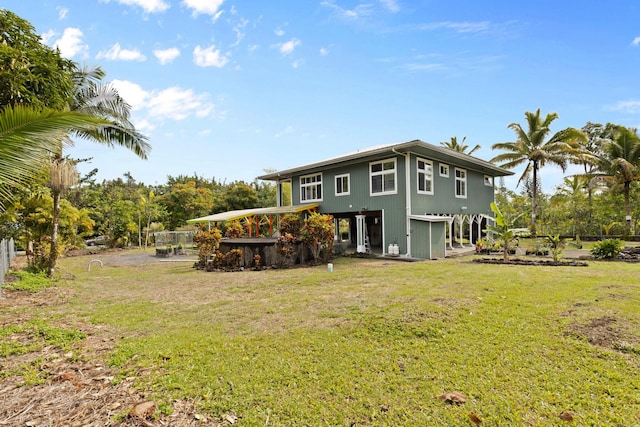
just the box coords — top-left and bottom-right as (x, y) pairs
(370, 158), (397, 195)
(417, 158), (434, 194)
(439, 164), (449, 177)
(484, 175), (493, 186)
(455, 168), (467, 198)
(300, 173), (322, 202)
(335, 174), (350, 196)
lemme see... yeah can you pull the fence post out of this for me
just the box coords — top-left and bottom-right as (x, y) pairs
(0, 238), (16, 299)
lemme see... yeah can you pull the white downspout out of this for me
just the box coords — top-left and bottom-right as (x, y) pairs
(393, 148), (411, 257)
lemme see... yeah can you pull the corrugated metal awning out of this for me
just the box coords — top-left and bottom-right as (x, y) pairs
(187, 203), (320, 224)
(408, 214), (454, 223)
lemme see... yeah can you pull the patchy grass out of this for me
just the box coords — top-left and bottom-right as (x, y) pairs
(3, 270), (57, 292)
(4, 253), (640, 425)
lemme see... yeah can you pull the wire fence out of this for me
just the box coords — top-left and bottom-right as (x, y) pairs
(1, 238), (17, 299)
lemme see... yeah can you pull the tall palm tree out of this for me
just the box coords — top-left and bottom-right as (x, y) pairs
(0, 105), (108, 210)
(490, 109), (586, 236)
(440, 136), (481, 155)
(47, 65), (150, 277)
(591, 126), (640, 236)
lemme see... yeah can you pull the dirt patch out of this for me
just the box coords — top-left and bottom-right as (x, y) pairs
(568, 316), (621, 348)
(473, 257), (589, 267)
(0, 292), (217, 426)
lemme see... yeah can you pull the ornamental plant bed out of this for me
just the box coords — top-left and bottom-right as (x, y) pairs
(473, 257), (588, 267)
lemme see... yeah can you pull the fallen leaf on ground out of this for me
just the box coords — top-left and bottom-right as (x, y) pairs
(437, 391), (467, 404)
(129, 400), (156, 419)
(559, 411), (574, 421)
(469, 412), (482, 424)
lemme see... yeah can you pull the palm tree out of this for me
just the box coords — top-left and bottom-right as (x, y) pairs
(591, 126), (640, 236)
(46, 65), (150, 277)
(0, 105), (109, 210)
(490, 109), (586, 236)
(440, 136), (481, 155)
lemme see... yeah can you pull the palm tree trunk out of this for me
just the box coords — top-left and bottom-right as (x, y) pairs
(531, 161), (538, 236)
(48, 188), (61, 278)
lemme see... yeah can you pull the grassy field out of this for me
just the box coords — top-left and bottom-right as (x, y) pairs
(4, 252), (640, 425)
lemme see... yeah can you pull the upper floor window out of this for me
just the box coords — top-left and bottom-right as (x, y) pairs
(455, 168), (467, 198)
(370, 158), (397, 195)
(439, 164), (450, 177)
(300, 173), (322, 202)
(484, 175), (493, 186)
(417, 158), (434, 195)
(335, 174), (350, 196)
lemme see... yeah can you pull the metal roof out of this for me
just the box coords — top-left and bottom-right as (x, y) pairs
(257, 139), (513, 181)
(186, 203), (320, 224)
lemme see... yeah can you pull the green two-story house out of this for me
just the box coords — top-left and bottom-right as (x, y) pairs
(258, 140), (513, 260)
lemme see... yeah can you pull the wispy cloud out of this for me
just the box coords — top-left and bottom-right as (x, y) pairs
(275, 125), (294, 137)
(632, 36), (640, 46)
(278, 38), (301, 55)
(193, 45), (229, 67)
(154, 47), (181, 64)
(182, 0), (224, 17)
(414, 21), (492, 34)
(57, 7), (69, 19)
(112, 79), (218, 122)
(320, 47), (329, 56)
(105, 0), (170, 14)
(97, 42), (146, 61)
(379, 0), (399, 13)
(607, 100), (640, 114)
(321, 0), (374, 21)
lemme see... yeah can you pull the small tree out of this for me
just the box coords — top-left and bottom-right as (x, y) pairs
(547, 234), (564, 262)
(300, 213), (334, 264)
(485, 202), (522, 261)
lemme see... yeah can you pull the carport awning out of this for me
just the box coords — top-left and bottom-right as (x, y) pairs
(187, 203), (319, 224)
(408, 214), (454, 223)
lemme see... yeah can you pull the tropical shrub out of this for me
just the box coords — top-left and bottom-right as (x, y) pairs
(279, 213), (303, 236)
(224, 220), (244, 238)
(276, 232), (296, 268)
(194, 228), (222, 266)
(300, 213), (334, 264)
(590, 238), (624, 259)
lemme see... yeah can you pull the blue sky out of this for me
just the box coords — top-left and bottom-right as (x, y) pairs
(4, 1), (640, 192)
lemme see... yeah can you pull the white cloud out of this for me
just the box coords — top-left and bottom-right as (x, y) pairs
(320, 47), (329, 56)
(108, 0), (170, 13)
(279, 38), (301, 56)
(182, 0), (224, 17)
(53, 28), (88, 58)
(379, 0), (399, 13)
(112, 79), (217, 121)
(154, 47), (181, 64)
(97, 42), (147, 61)
(275, 27), (285, 37)
(111, 80), (149, 110)
(292, 59), (303, 69)
(147, 87), (214, 120)
(193, 45), (229, 67)
(632, 36), (640, 46)
(57, 7), (69, 19)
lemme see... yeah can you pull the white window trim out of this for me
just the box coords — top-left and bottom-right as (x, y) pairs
(369, 158), (398, 196)
(455, 167), (467, 199)
(417, 157), (434, 195)
(335, 173), (350, 196)
(484, 175), (493, 186)
(439, 163), (450, 177)
(300, 173), (323, 202)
